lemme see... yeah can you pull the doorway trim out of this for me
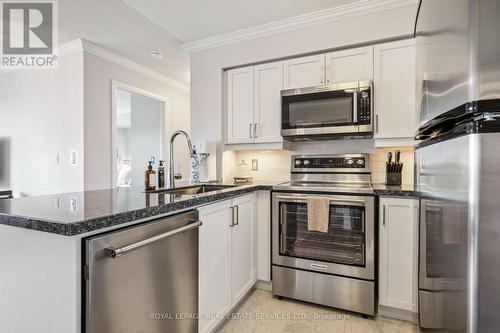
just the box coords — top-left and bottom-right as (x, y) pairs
(111, 80), (170, 188)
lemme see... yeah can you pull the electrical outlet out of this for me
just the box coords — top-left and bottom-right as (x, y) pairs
(252, 159), (258, 171)
(69, 152), (77, 164)
(54, 153), (60, 165)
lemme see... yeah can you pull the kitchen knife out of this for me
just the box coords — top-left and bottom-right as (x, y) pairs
(387, 152), (392, 172)
(395, 150), (401, 164)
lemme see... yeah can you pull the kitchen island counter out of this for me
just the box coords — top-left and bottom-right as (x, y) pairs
(0, 182), (277, 236)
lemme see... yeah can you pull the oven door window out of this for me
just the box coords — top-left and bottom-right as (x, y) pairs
(279, 202), (365, 266)
(282, 90), (354, 129)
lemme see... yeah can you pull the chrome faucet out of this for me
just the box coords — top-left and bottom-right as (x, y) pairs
(169, 130), (194, 188)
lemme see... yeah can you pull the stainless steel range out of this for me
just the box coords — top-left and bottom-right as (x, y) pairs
(272, 154), (375, 316)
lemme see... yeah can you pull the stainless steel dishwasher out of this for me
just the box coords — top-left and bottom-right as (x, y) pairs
(83, 210), (200, 333)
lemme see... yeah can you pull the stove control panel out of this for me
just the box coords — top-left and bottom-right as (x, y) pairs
(291, 155), (370, 172)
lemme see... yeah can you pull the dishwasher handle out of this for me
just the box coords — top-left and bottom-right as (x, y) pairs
(105, 220), (202, 258)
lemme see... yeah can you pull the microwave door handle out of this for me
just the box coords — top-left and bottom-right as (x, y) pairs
(353, 89), (358, 124)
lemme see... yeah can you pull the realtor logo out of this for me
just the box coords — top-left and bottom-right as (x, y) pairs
(1, 0), (58, 68)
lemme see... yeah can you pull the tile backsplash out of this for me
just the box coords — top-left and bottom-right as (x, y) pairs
(222, 145), (415, 185)
(223, 150), (291, 183)
(370, 147), (414, 185)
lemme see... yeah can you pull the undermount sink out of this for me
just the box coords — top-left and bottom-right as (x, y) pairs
(149, 184), (237, 196)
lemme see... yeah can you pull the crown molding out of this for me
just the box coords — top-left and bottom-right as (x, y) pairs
(81, 40), (189, 91)
(57, 39), (189, 91)
(180, 0), (418, 53)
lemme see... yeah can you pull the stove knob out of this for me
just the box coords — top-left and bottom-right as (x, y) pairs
(347, 159), (354, 165)
(295, 160), (302, 166)
(357, 159), (365, 165)
(303, 160), (310, 166)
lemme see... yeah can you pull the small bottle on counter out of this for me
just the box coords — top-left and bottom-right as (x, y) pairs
(145, 161), (156, 191)
(158, 160), (165, 188)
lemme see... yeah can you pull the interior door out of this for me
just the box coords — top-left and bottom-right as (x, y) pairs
(283, 54), (325, 89)
(227, 66), (254, 144)
(254, 61), (283, 143)
(231, 194), (256, 305)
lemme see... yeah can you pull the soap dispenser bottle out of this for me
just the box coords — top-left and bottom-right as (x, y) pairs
(145, 161), (156, 191)
(158, 160), (165, 188)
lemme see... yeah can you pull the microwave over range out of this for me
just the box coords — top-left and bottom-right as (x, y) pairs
(281, 80), (373, 141)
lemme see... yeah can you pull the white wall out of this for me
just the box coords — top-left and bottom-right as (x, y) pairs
(0, 52), (85, 196)
(190, 5), (418, 180)
(83, 52), (190, 190)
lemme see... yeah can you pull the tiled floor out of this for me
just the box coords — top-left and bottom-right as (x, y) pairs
(218, 289), (422, 333)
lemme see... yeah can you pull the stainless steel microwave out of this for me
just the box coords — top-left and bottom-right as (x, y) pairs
(281, 80), (373, 140)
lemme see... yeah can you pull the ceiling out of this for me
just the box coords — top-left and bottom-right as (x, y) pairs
(58, 0), (190, 84)
(121, 0), (359, 43)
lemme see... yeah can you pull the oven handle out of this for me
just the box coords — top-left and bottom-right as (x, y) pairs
(275, 195), (366, 207)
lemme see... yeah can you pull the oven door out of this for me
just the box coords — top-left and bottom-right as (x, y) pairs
(272, 192), (374, 280)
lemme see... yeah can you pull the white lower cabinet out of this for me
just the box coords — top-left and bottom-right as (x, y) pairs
(198, 193), (257, 333)
(378, 197), (419, 314)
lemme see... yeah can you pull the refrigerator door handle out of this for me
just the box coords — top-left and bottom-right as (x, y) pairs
(105, 220), (202, 258)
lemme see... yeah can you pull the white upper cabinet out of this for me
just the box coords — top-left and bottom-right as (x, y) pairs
(374, 39), (416, 139)
(325, 46), (374, 84)
(379, 198), (419, 313)
(227, 66), (254, 144)
(283, 54), (325, 89)
(254, 62), (283, 143)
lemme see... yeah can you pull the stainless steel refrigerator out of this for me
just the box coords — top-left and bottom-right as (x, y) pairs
(415, 0), (500, 332)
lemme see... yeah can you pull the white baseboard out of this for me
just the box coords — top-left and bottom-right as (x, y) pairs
(378, 305), (419, 325)
(255, 280), (272, 291)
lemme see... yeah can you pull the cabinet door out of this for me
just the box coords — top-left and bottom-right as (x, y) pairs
(198, 200), (233, 333)
(231, 193), (257, 305)
(283, 54), (325, 89)
(227, 66), (254, 144)
(379, 198), (419, 312)
(254, 62), (283, 143)
(325, 46), (374, 84)
(374, 39), (416, 139)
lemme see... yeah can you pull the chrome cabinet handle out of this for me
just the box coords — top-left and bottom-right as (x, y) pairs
(382, 204), (386, 226)
(249, 124), (253, 139)
(320, 65), (324, 84)
(105, 220), (202, 258)
(326, 65), (331, 83)
(253, 123), (258, 139)
(234, 205), (239, 226)
(230, 206), (234, 227)
(375, 114), (379, 133)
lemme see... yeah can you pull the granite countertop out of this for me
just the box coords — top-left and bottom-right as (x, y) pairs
(372, 183), (418, 197)
(0, 182), (278, 236)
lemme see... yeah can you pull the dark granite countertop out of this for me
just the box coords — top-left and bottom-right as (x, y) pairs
(0, 182), (277, 236)
(373, 183), (418, 197)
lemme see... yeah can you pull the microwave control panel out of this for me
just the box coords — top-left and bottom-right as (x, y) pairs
(357, 89), (371, 124)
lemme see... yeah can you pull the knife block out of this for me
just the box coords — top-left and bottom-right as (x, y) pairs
(386, 172), (402, 186)
(386, 163), (403, 186)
